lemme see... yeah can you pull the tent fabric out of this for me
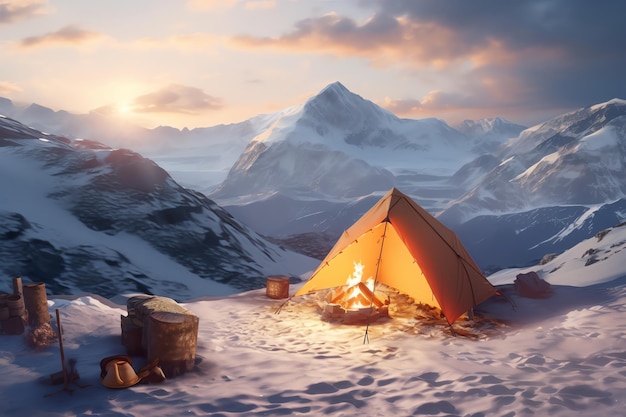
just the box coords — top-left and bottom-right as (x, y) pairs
(294, 187), (498, 324)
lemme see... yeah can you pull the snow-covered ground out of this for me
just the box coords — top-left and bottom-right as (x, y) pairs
(1, 94), (625, 417)
(2, 256), (625, 416)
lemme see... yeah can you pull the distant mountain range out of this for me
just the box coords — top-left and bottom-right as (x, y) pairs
(2, 84), (625, 283)
(212, 82), (521, 201)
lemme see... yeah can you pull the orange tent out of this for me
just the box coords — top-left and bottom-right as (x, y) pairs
(294, 188), (497, 324)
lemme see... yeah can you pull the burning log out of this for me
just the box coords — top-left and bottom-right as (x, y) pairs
(351, 282), (384, 308)
(323, 280), (389, 324)
(329, 287), (347, 305)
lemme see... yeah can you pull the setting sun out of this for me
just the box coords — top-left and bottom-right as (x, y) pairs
(116, 103), (133, 115)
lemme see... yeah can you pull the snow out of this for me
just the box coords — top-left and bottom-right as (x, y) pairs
(2, 90), (626, 416)
(513, 151), (560, 182)
(498, 156), (515, 167)
(490, 223), (626, 287)
(577, 125), (619, 152)
(0, 147), (236, 297)
(2, 223), (625, 417)
(250, 105), (303, 146)
(531, 204), (604, 246)
(590, 98), (626, 112)
(2, 265), (625, 416)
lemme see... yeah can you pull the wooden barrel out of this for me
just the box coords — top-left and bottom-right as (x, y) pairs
(23, 282), (50, 327)
(266, 275), (290, 299)
(0, 293), (9, 320)
(146, 312), (199, 378)
(121, 315), (144, 356)
(7, 294), (26, 319)
(0, 306), (9, 320)
(1, 316), (25, 335)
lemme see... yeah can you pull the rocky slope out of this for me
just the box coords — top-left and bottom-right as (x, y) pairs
(0, 114), (316, 298)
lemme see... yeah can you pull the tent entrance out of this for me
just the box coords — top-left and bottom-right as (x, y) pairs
(304, 220), (443, 324)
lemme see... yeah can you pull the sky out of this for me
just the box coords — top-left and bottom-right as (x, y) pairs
(1, 0), (625, 130)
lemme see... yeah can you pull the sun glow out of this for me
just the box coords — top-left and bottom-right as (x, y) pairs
(117, 103), (133, 115)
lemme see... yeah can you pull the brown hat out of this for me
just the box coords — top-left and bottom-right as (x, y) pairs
(100, 356), (141, 389)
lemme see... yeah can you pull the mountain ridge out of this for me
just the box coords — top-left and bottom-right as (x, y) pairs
(440, 99), (626, 225)
(0, 114), (317, 298)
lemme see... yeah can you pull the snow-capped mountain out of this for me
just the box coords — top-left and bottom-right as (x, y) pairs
(454, 116), (526, 154)
(437, 99), (626, 270)
(440, 99), (626, 225)
(0, 114), (317, 298)
(212, 82), (481, 202)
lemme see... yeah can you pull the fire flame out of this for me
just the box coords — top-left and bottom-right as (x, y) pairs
(344, 261), (375, 310)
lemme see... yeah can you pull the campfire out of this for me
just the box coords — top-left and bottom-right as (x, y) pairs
(322, 261), (389, 324)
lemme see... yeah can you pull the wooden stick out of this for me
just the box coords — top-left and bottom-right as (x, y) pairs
(44, 309), (73, 397)
(56, 309), (70, 391)
(12, 277), (23, 296)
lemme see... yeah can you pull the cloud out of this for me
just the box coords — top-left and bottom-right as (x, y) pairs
(231, 12), (413, 62)
(382, 90), (481, 115)
(0, 81), (23, 95)
(131, 84), (224, 114)
(232, 0), (626, 112)
(244, 0), (276, 10)
(19, 25), (103, 48)
(186, 0), (273, 10)
(186, 0), (240, 11)
(373, 0), (626, 107)
(134, 32), (219, 50)
(0, 0), (49, 24)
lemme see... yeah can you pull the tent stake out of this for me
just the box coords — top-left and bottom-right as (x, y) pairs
(448, 322), (457, 337)
(274, 296), (293, 315)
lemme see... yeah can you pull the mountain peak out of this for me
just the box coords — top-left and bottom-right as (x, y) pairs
(301, 81), (396, 131)
(319, 81), (349, 95)
(590, 98), (626, 112)
(456, 117), (526, 134)
(308, 81), (359, 108)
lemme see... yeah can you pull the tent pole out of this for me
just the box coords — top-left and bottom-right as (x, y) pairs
(363, 220), (389, 344)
